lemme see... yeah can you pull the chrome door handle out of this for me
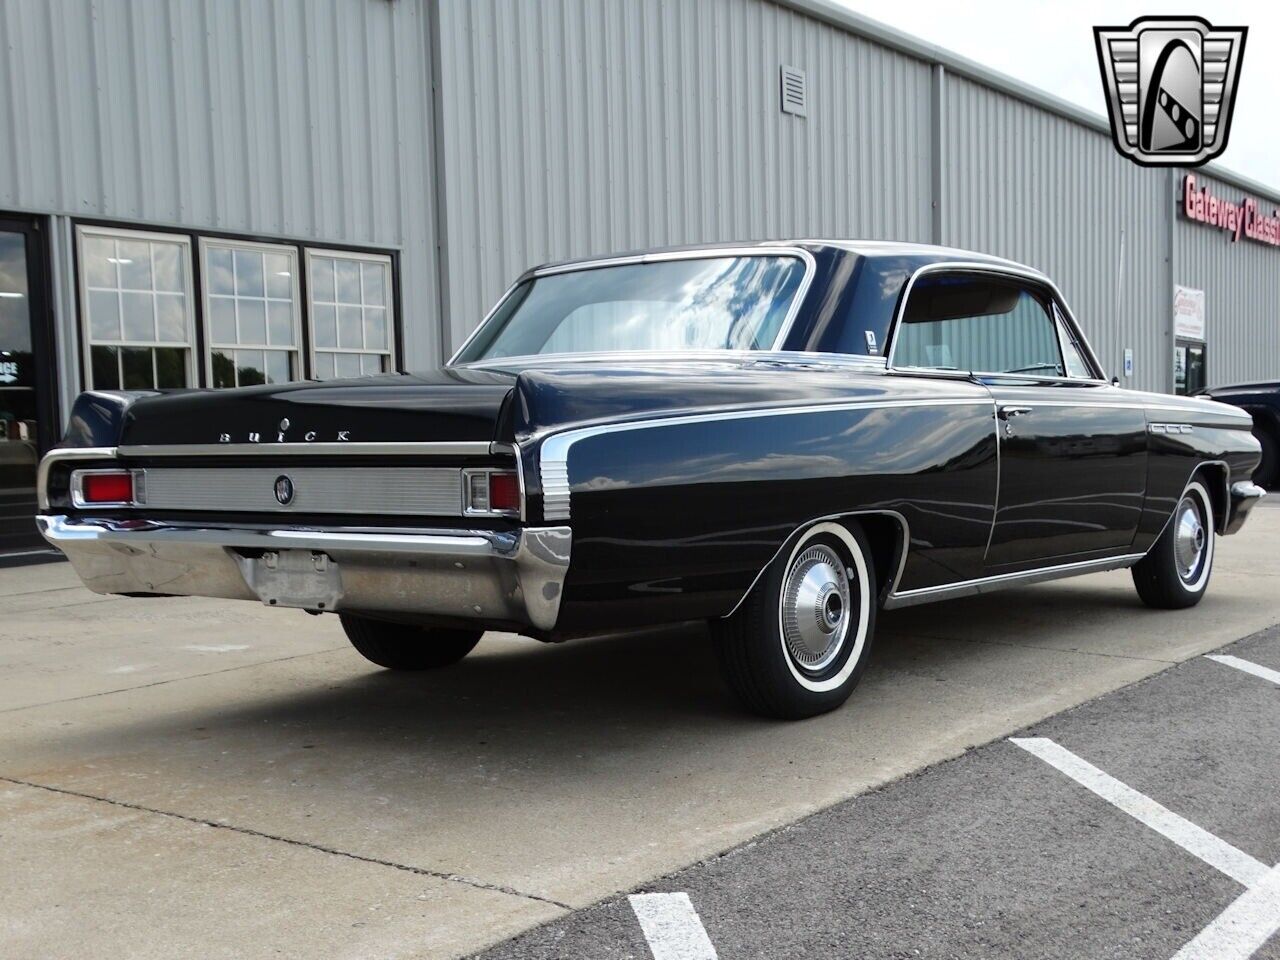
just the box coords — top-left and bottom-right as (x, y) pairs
(998, 406), (1033, 420)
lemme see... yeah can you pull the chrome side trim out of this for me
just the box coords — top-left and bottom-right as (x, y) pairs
(882, 553), (1146, 609)
(116, 441), (495, 458)
(447, 245), (818, 365)
(724, 509), (912, 619)
(885, 260), (1110, 383)
(36, 447), (118, 510)
(536, 397), (991, 522)
(38, 516), (572, 631)
(1149, 423), (1195, 434)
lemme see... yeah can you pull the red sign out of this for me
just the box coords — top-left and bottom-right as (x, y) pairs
(1182, 174), (1280, 247)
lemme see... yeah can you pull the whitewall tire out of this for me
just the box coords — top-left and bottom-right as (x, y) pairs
(1132, 478), (1215, 609)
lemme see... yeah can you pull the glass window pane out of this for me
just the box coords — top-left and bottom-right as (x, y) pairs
(311, 256), (335, 302)
(121, 291), (155, 341)
(122, 346), (154, 389)
(338, 305), (361, 348)
(334, 352), (361, 379)
(362, 262), (386, 306)
(314, 352), (335, 380)
(363, 307), (386, 350)
(265, 350), (291, 384)
(209, 297), (236, 345)
(236, 350), (266, 386)
(360, 354), (382, 376)
(265, 254), (292, 299)
(84, 237), (117, 288)
(335, 260), (360, 304)
(212, 350), (236, 388)
(156, 294), (186, 342)
(117, 241), (152, 290)
(207, 246), (234, 295)
(154, 347), (186, 388)
(313, 304), (336, 348)
(91, 345), (120, 389)
(267, 301), (294, 345)
(88, 290), (121, 340)
(153, 243), (183, 293)
(238, 299), (267, 345)
(234, 249), (264, 297)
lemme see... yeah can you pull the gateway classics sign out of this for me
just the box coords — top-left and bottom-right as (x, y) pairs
(1182, 173), (1280, 248)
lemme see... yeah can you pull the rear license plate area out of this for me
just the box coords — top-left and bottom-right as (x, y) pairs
(235, 549), (344, 610)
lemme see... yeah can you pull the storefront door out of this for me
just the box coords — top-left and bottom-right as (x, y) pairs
(1173, 339), (1206, 396)
(0, 215), (57, 554)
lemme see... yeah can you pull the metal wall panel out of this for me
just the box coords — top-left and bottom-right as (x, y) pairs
(434, 0), (934, 349)
(1172, 170), (1280, 390)
(941, 75), (1172, 392)
(0, 0), (443, 372)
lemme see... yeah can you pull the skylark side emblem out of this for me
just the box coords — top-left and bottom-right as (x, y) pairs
(1094, 16), (1247, 167)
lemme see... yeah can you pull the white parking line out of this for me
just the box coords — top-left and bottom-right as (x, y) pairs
(1205, 655), (1280, 687)
(182, 644), (252, 653)
(1010, 737), (1268, 886)
(1172, 866), (1280, 960)
(629, 892), (719, 960)
(1012, 737), (1280, 960)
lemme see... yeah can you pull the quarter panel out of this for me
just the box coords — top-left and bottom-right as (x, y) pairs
(550, 400), (997, 631)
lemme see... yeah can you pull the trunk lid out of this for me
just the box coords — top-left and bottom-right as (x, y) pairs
(117, 369), (517, 447)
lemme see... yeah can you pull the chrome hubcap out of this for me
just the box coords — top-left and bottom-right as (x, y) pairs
(781, 544), (851, 672)
(1174, 495), (1206, 582)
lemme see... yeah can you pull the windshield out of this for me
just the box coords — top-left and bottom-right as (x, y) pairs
(454, 255), (807, 363)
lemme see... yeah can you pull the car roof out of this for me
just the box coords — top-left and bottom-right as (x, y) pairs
(527, 239), (1041, 278)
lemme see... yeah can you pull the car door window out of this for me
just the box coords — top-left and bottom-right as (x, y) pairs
(1052, 303), (1094, 379)
(893, 274), (1065, 376)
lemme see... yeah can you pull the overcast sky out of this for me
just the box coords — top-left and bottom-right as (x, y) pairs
(837, 1), (1278, 189)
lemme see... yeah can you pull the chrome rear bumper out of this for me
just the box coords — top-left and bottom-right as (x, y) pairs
(38, 515), (571, 630)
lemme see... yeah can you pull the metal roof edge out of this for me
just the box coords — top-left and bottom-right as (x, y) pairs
(775, 0), (1280, 205)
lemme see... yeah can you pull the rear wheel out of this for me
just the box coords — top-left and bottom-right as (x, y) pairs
(1253, 422), (1278, 490)
(712, 521), (877, 720)
(340, 613), (481, 670)
(1132, 479), (1215, 609)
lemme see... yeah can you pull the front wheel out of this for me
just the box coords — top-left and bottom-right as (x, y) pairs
(340, 613), (482, 670)
(712, 521), (877, 720)
(1132, 479), (1215, 609)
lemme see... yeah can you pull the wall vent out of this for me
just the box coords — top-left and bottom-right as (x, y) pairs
(780, 65), (808, 117)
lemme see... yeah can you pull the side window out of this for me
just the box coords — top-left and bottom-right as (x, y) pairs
(893, 274), (1064, 376)
(1052, 303), (1094, 379)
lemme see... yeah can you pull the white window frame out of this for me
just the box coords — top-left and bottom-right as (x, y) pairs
(75, 225), (198, 390)
(199, 237), (304, 388)
(305, 247), (397, 379)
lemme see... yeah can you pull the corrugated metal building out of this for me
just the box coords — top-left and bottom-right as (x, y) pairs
(1, 0), (1277, 554)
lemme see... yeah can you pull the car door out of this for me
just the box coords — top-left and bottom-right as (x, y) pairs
(891, 269), (1147, 570)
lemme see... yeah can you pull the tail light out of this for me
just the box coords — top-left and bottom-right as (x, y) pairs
(463, 468), (522, 517)
(71, 469), (145, 507)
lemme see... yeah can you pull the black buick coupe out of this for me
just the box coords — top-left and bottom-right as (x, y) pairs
(38, 242), (1264, 718)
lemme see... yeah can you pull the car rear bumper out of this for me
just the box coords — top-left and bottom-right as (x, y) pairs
(37, 515), (571, 631)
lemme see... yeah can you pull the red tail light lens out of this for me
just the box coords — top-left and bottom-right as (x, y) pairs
(488, 472), (520, 513)
(79, 471), (134, 504)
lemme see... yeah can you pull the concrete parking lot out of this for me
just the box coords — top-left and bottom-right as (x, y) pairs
(2, 500), (1278, 959)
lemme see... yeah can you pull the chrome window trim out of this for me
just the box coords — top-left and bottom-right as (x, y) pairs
(458, 348), (890, 373)
(536, 396), (993, 522)
(447, 246), (818, 366)
(885, 261), (1110, 384)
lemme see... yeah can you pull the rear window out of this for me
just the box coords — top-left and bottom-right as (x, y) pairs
(455, 255), (806, 362)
